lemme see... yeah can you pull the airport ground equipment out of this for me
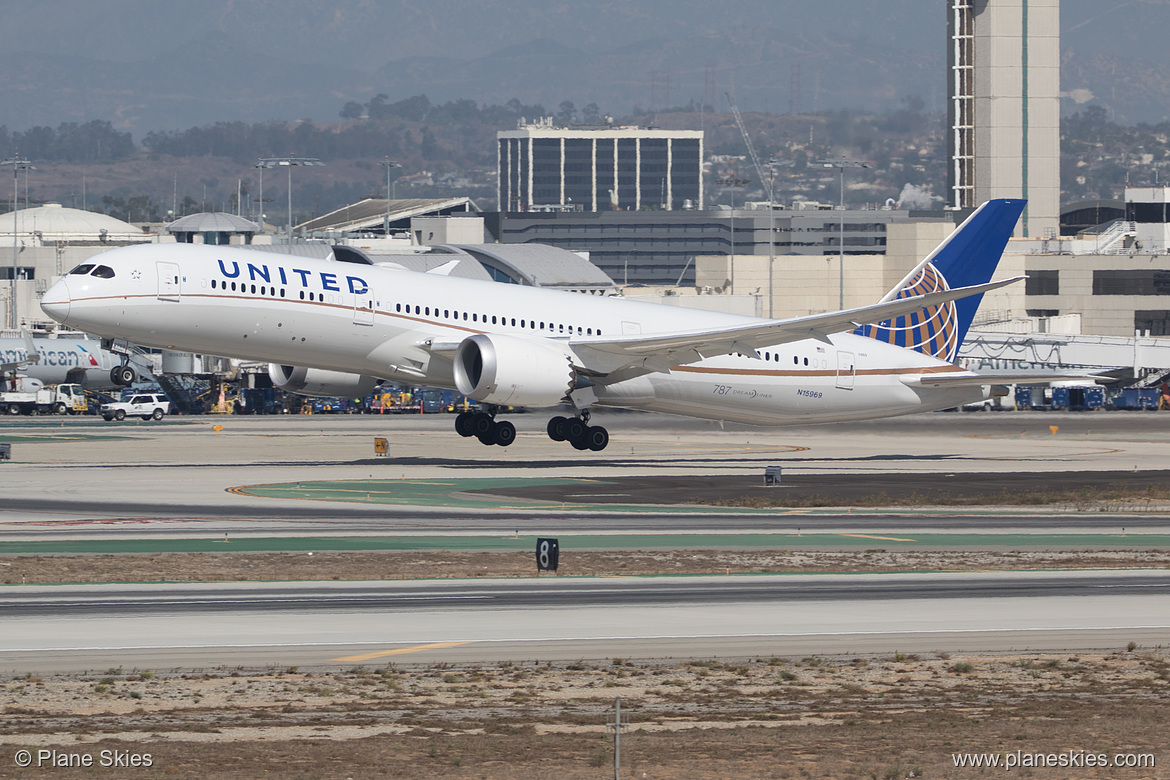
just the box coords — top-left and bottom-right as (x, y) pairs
(0, 383), (87, 415)
(0, 443), (10, 460)
(764, 466), (782, 485)
(99, 393), (170, 421)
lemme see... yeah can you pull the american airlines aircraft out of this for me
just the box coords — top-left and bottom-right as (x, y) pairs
(40, 199), (1026, 451)
(1, 332), (152, 390)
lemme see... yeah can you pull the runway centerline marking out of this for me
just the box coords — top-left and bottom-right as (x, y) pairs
(837, 533), (918, 542)
(331, 641), (473, 662)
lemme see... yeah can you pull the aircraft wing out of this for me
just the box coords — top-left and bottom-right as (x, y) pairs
(0, 331), (41, 373)
(570, 277), (1022, 377)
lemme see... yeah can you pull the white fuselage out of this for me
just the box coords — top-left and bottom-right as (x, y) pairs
(41, 243), (986, 425)
(0, 337), (146, 390)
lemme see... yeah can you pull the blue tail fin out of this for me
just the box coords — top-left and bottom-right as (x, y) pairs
(852, 198), (1025, 361)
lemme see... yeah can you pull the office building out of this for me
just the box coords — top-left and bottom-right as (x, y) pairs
(497, 119), (703, 213)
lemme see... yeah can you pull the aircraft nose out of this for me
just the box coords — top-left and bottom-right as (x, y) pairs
(40, 277), (71, 323)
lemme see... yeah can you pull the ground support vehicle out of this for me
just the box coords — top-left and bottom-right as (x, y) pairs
(1, 383), (87, 416)
(99, 393), (171, 421)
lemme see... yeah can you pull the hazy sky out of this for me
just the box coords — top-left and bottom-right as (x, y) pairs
(2, 0), (1166, 131)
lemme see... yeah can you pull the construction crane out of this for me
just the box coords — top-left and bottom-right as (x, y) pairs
(725, 92), (773, 200)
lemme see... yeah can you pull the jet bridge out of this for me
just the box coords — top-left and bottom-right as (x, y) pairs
(960, 330), (1170, 384)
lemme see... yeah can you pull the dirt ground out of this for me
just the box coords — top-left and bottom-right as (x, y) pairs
(2, 547), (1170, 585)
(479, 470), (1170, 509)
(0, 650), (1165, 779)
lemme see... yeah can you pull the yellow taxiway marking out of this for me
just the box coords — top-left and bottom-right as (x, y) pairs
(837, 533), (917, 542)
(331, 641), (473, 662)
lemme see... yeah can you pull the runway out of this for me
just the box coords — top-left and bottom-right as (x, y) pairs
(2, 570), (1166, 673)
(3, 411), (1170, 669)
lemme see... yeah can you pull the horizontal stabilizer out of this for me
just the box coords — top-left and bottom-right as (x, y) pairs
(901, 372), (1110, 389)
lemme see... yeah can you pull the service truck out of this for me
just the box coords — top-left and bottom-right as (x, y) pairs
(1, 382), (88, 415)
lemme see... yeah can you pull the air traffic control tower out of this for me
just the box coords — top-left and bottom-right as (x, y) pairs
(947, 0), (1059, 238)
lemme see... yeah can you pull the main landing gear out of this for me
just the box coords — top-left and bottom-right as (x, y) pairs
(455, 407), (516, 447)
(109, 362), (136, 387)
(547, 410), (609, 451)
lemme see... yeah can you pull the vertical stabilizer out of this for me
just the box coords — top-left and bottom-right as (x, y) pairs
(853, 198), (1025, 361)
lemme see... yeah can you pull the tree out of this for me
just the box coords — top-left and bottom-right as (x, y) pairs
(556, 101), (576, 125)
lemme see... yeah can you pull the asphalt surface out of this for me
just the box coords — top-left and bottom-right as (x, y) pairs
(3, 411), (1170, 668)
(3, 571), (1167, 672)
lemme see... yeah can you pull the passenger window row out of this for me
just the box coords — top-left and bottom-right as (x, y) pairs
(734, 351), (829, 368)
(211, 278), (288, 298)
(392, 302), (602, 336)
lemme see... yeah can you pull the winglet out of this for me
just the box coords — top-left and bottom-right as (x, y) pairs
(426, 259), (461, 276)
(21, 329), (40, 365)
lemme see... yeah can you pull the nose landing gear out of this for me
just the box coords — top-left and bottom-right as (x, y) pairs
(547, 410), (609, 451)
(455, 407), (516, 447)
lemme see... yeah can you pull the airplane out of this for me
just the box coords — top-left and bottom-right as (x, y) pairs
(40, 199), (1027, 451)
(0, 332), (153, 390)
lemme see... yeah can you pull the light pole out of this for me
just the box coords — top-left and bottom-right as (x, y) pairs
(378, 158), (402, 235)
(715, 177), (750, 293)
(817, 159), (870, 309)
(765, 156), (779, 318)
(257, 156), (324, 241)
(2, 156), (33, 330)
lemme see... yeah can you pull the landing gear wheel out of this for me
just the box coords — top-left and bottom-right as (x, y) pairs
(114, 409), (126, 421)
(492, 419), (516, 446)
(547, 416), (569, 442)
(111, 365), (135, 387)
(151, 408), (165, 421)
(470, 412), (494, 439)
(584, 425), (609, 452)
(570, 436), (590, 450)
(455, 411), (475, 437)
(566, 418), (587, 442)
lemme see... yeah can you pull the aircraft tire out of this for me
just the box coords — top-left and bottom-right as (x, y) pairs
(455, 411), (475, 437)
(566, 418), (587, 442)
(492, 420), (516, 446)
(570, 436), (590, 450)
(470, 412), (494, 439)
(547, 416), (568, 442)
(114, 410), (126, 421)
(585, 425), (609, 452)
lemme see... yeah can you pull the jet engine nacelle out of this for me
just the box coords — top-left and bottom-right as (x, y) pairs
(268, 364), (379, 398)
(453, 333), (576, 407)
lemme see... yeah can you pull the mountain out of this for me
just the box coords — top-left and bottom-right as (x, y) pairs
(0, 0), (1166, 135)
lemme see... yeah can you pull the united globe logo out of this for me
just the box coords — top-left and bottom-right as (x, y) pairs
(853, 263), (959, 362)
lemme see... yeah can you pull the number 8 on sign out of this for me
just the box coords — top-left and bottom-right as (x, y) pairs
(536, 538), (559, 572)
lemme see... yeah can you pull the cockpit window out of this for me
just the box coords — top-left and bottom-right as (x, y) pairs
(90, 265), (116, 279)
(68, 264), (95, 275)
